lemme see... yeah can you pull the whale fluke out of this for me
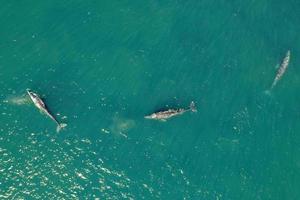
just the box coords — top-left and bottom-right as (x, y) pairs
(56, 123), (67, 133)
(263, 90), (271, 96)
(190, 101), (197, 112)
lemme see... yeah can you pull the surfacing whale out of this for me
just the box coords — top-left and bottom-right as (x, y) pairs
(270, 50), (290, 89)
(27, 89), (67, 132)
(145, 101), (197, 121)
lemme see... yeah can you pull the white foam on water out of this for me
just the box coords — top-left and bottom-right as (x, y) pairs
(4, 95), (31, 105)
(109, 115), (135, 137)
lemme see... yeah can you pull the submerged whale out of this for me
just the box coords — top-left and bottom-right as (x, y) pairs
(27, 89), (67, 132)
(145, 101), (197, 121)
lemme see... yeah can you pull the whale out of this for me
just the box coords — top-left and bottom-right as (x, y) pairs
(145, 101), (197, 121)
(270, 50), (290, 89)
(27, 89), (67, 132)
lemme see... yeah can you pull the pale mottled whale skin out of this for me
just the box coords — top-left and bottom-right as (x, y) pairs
(145, 101), (196, 121)
(271, 50), (290, 89)
(27, 89), (67, 132)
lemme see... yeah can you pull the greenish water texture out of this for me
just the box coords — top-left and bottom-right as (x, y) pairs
(0, 1), (300, 199)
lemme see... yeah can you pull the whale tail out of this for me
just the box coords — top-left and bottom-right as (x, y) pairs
(264, 90), (271, 95)
(56, 123), (67, 133)
(190, 101), (197, 112)
(263, 89), (272, 96)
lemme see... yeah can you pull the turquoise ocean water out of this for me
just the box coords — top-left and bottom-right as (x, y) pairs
(1, 1), (300, 199)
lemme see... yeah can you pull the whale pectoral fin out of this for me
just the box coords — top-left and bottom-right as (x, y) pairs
(159, 119), (167, 122)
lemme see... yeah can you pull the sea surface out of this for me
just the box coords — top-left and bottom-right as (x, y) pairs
(0, 1), (300, 199)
